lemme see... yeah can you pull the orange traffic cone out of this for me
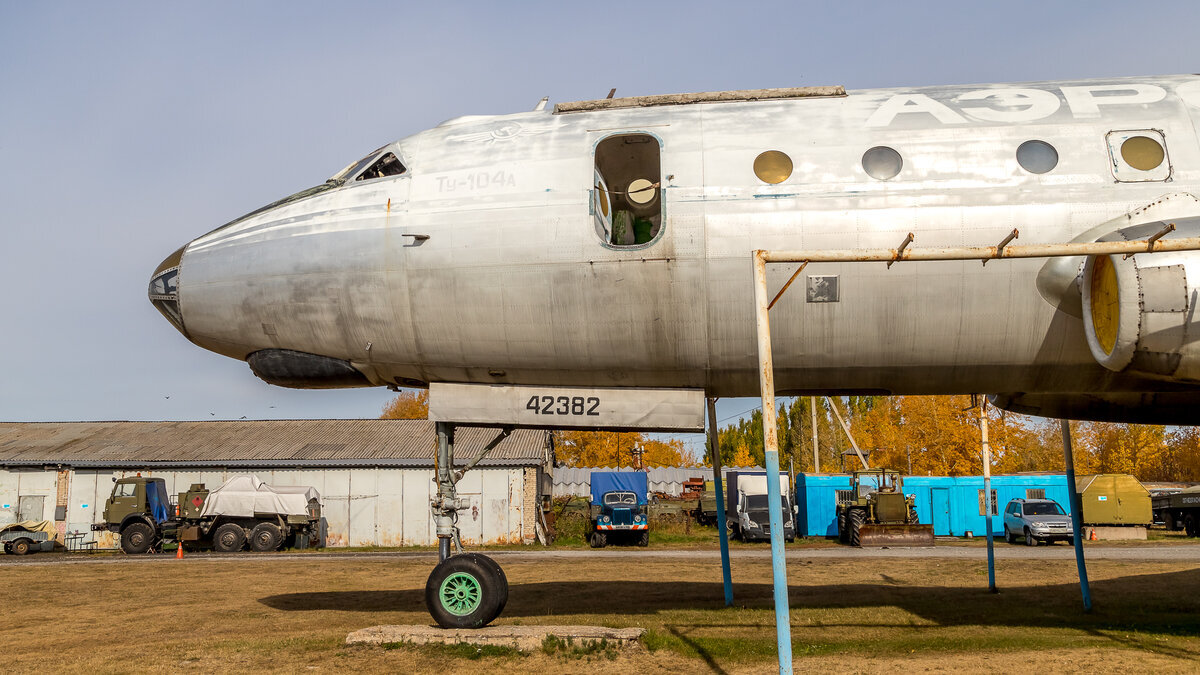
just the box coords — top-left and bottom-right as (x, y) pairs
(1089, 528), (1098, 541)
(176, 542), (184, 559)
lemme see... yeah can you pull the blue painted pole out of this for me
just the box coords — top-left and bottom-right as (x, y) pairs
(707, 397), (734, 607)
(1060, 419), (1093, 612)
(979, 398), (997, 593)
(752, 252), (793, 674)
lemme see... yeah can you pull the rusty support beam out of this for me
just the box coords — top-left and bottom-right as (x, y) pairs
(759, 234), (1200, 265)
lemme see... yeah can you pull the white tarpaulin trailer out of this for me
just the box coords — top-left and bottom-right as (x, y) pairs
(200, 474), (318, 519)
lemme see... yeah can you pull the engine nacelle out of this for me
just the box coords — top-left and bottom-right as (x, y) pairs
(1081, 219), (1200, 383)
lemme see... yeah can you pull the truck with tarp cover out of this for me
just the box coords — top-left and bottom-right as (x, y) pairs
(588, 471), (649, 548)
(93, 474), (322, 553)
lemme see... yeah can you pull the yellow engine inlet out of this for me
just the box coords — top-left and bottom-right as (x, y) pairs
(1090, 255), (1120, 355)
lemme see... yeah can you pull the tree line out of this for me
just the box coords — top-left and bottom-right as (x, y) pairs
(380, 389), (1200, 480)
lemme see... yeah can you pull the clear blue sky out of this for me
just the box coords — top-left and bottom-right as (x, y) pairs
(2, 2), (1197, 435)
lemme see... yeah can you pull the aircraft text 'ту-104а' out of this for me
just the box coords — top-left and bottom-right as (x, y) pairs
(149, 75), (1200, 424)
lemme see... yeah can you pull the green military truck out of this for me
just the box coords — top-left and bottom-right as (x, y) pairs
(93, 474), (322, 554)
(1153, 486), (1200, 536)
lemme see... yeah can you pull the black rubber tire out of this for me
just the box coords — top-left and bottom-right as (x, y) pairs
(1067, 537), (1074, 546)
(121, 522), (154, 555)
(589, 531), (607, 548)
(212, 523), (246, 552)
(425, 553), (504, 629)
(249, 522), (283, 552)
(473, 553), (509, 617)
(1185, 515), (1198, 538)
(638, 531), (649, 547)
(849, 510), (866, 547)
(837, 511), (848, 544)
(1024, 528), (1037, 546)
(11, 538), (32, 556)
(1004, 527), (1015, 544)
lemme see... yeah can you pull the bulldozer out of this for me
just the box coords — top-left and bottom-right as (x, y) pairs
(836, 469), (934, 547)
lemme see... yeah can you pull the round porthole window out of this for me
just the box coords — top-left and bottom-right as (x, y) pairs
(862, 146), (902, 180)
(1121, 136), (1165, 171)
(754, 150), (793, 184)
(1016, 140), (1058, 174)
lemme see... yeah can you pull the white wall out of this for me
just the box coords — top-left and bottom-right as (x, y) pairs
(0, 465), (532, 547)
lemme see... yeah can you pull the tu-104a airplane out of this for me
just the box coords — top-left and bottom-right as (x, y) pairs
(151, 74), (1200, 425)
(149, 74), (1200, 626)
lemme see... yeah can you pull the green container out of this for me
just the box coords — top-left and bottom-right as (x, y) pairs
(1074, 474), (1151, 525)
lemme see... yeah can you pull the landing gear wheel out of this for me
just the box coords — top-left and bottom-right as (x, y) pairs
(1004, 527), (1015, 544)
(473, 553), (509, 616)
(249, 522), (283, 552)
(638, 531), (649, 547)
(837, 511), (848, 544)
(11, 538), (31, 556)
(425, 553), (504, 629)
(1024, 529), (1037, 546)
(212, 523), (246, 552)
(848, 510), (866, 548)
(589, 531), (607, 548)
(121, 522), (154, 554)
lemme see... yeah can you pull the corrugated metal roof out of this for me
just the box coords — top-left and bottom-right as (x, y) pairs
(0, 420), (550, 468)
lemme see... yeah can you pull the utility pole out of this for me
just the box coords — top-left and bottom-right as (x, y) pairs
(810, 396), (820, 473)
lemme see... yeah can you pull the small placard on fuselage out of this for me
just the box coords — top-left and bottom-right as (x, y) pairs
(428, 383), (705, 432)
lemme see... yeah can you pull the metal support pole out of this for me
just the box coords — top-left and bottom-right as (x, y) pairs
(979, 397), (997, 593)
(753, 251), (793, 674)
(434, 421), (460, 562)
(1060, 419), (1093, 612)
(810, 397), (819, 472)
(707, 397), (734, 607)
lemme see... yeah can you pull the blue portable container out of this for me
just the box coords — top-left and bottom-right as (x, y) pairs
(796, 472), (1071, 537)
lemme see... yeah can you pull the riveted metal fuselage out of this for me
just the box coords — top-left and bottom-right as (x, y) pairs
(165, 75), (1200, 399)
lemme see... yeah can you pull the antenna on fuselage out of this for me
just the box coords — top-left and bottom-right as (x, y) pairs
(533, 96), (548, 111)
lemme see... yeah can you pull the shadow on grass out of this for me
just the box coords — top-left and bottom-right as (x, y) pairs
(261, 567), (1200, 633)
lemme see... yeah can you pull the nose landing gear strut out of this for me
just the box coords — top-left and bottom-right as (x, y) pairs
(424, 422), (512, 628)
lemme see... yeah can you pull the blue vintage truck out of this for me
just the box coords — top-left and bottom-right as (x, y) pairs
(588, 471), (649, 548)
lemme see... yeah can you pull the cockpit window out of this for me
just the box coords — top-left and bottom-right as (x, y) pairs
(355, 152), (406, 181)
(330, 147), (407, 183)
(330, 145), (388, 182)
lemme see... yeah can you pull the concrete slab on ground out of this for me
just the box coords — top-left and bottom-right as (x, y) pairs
(1087, 526), (1147, 540)
(346, 624), (645, 651)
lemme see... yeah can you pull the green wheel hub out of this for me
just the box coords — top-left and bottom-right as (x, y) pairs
(438, 571), (482, 616)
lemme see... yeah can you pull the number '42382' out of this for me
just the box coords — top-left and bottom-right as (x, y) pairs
(525, 395), (600, 416)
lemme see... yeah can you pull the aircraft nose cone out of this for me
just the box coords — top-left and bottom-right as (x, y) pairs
(148, 245), (188, 337)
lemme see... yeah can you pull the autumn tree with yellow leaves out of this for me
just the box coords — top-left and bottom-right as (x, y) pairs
(380, 389), (429, 419)
(554, 430), (695, 468)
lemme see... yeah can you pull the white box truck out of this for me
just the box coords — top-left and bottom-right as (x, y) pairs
(726, 471), (795, 542)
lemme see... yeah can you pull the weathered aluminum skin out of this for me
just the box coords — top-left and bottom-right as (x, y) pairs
(165, 75), (1200, 406)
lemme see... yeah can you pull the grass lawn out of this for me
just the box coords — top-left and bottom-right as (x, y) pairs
(2, 550), (1198, 672)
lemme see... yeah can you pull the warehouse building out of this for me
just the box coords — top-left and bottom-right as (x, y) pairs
(0, 420), (553, 548)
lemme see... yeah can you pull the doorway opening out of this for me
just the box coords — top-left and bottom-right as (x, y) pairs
(592, 133), (662, 247)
